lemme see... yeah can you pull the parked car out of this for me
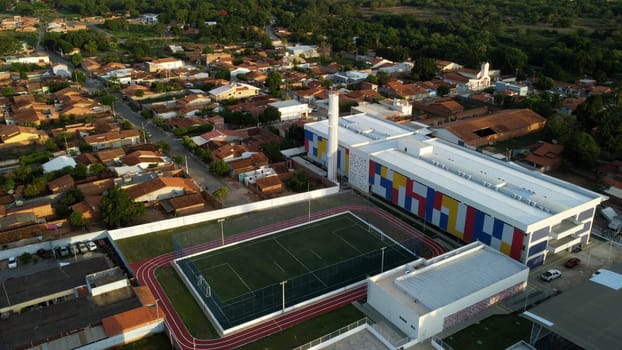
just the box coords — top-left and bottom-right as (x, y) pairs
(564, 257), (581, 268)
(541, 269), (562, 281)
(36, 249), (52, 259)
(58, 246), (70, 257)
(78, 242), (88, 254)
(7, 256), (17, 269)
(86, 241), (97, 251)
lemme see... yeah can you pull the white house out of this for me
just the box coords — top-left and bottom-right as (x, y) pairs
(268, 100), (310, 121)
(287, 45), (319, 58)
(367, 242), (529, 346)
(52, 63), (71, 78)
(5, 53), (50, 66)
(332, 71), (369, 85)
(145, 58), (184, 72)
(43, 155), (77, 173)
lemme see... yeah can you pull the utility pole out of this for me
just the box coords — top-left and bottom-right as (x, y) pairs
(218, 218), (225, 245)
(380, 247), (386, 273)
(280, 280), (287, 313)
(185, 155), (189, 177)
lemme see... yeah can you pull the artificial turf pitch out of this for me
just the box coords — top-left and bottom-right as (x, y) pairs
(176, 212), (414, 327)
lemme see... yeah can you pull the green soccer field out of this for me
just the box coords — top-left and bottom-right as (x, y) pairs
(186, 212), (409, 301)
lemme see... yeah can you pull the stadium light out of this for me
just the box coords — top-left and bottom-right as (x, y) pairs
(380, 247), (386, 273)
(218, 218), (225, 245)
(280, 280), (287, 313)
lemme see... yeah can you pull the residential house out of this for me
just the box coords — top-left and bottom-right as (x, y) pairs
(127, 177), (200, 203)
(96, 148), (126, 165)
(42, 155), (77, 173)
(70, 195), (102, 220)
(268, 100), (310, 121)
(435, 60), (463, 72)
(376, 62), (415, 76)
(287, 45), (319, 58)
(0, 124), (48, 146)
(208, 83), (260, 101)
(384, 80), (434, 100)
(121, 150), (170, 169)
(255, 175), (283, 194)
(523, 142), (564, 172)
(47, 174), (75, 194)
(557, 97), (586, 116)
(164, 193), (206, 216)
(81, 58), (101, 76)
(4, 53), (50, 66)
(6, 201), (54, 220)
(145, 58), (184, 72)
(332, 71), (369, 85)
(77, 178), (115, 196)
(84, 130), (141, 151)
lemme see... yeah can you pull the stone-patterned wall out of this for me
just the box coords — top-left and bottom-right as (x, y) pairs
(348, 149), (369, 192)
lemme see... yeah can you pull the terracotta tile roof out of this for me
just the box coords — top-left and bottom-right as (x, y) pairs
(102, 306), (159, 336)
(76, 178), (115, 195)
(47, 174), (74, 192)
(256, 175), (283, 192)
(75, 152), (99, 165)
(532, 142), (564, 157)
(168, 117), (210, 129)
(168, 193), (206, 210)
(436, 109), (546, 146)
(97, 148), (126, 163)
(127, 177), (200, 200)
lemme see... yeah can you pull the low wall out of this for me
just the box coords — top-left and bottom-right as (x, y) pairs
(77, 320), (164, 350)
(108, 186), (339, 241)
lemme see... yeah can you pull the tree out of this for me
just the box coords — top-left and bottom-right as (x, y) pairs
(212, 187), (229, 201)
(100, 186), (145, 228)
(412, 57), (437, 81)
(567, 131), (600, 167)
(89, 162), (107, 176)
(261, 142), (284, 162)
(71, 53), (83, 67)
(288, 170), (312, 192)
(209, 160), (231, 176)
(259, 106), (281, 124)
(135, 89), (145, 98)
(70, 210), (88, 229)
(100, 94), (116, 106)
(156, 140), (171, 154)
(437, 85), (450, 96)
(266, 71), (282, 96)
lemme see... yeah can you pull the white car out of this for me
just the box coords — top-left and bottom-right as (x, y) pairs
(7, 256), (17, 269)
(541, 269), (562, 281)
(86, 241), (97, 251)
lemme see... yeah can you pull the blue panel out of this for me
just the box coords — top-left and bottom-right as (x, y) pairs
(313, 147), (317, 157)
(530, 227), (549, 242)
(578, 208), (594, 221)
(493, 219), (504, 239)
(304, 130), (314, 141)
(527, 255), (544, 268)
(440, 213), (448, 230)
(369, 174), (375, 185)
(405, 195), (412, 211)
(473, 210), (485, 238)
(375, 162), (381, 174)
(337, 149), (341, 170)
(528, 240), (547, 256)
(425, 187), (435, 222)
(380, 177), (392, 200)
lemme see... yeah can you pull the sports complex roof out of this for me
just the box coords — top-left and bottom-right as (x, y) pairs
(370, 136), (605, 230)
(522, 264), (622, 350)
(305, 113), (413, 147)
(371, 242), (528, 314)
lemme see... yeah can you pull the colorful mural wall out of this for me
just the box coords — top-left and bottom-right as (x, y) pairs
(304, 130), (349, 174)
(369, 160), (525, 261)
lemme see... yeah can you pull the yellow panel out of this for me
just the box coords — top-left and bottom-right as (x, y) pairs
(380, 165), (387, 178)
(393, 172), (406, 189)
(500, 242), (512, 256)
(317, 139), (326, 160)
(443, 195), (461, 238)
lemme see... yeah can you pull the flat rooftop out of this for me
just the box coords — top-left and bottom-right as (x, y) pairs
(372, 243), (528, 314)
(269, 99), (306, 108)
(305, 113), (413, 147)
(522, 264), (622, 350)
(0, 257), (110, 308)
(313, 325), (392, 350)
(371, 136), (604, 229)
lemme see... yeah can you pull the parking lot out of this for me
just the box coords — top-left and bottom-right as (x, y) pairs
(528, 236), (622, 294)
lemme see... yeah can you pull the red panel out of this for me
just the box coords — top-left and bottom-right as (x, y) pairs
(346, 148), (349, 155)
(434, 191), (443, 210)
(406, 179), (414, 197)
(369, 160), (375, 177)
(463, 206), (476, 243)
(392, 188), (399, 204)
(511, 228), (525, 260)
(414, 193), (426, 217)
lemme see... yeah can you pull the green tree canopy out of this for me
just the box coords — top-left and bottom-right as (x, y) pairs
(100, 186), (145, 228)
(209, 160), (231, 176)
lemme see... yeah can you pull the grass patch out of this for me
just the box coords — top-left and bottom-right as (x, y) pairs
(120, 332), (171, 349)
(155, 266), (218, 339)
(237, 304), (365, 350)
(483, 131), (546, 153)
(116, 221), (218, 263)
(443, 313), (530, 350)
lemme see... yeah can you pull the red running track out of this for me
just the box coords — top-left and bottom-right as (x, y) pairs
(131, 205), (446, 349)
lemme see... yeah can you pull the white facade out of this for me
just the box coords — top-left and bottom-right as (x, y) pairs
(146, 58), (184, 72)
(367, 242), (529, 344)
(5, 53), (50, 65)
(287, 45), (319, 58)
(268, 100), (310, 121)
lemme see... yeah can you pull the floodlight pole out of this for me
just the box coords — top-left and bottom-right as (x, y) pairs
(280, 280), (287, 313)
(380, 247), (386, 273)
(307, 182), (311, 222)
(218, 218), (225, 245)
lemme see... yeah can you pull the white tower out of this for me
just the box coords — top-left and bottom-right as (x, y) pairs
(327, 91), (339, 182)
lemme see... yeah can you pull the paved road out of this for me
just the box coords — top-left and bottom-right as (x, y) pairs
(110, 95), (250, 207)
